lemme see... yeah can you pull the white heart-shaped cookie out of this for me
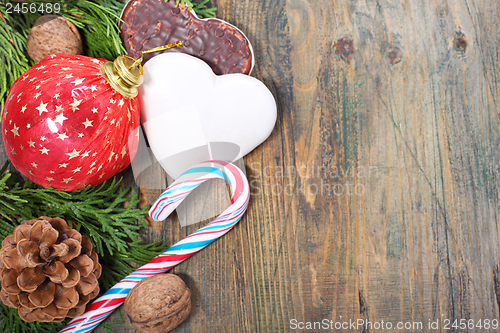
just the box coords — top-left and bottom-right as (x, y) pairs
(139, 53), (277, 179)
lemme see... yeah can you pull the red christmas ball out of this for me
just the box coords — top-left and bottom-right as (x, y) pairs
(1, 53), (141, 191)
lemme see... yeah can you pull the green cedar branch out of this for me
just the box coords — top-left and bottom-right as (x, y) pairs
(176, 0), (217, 18)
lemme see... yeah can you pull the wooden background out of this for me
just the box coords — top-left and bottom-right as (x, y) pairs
(110, 0), (500, 332)
(3, 0), (500, 331)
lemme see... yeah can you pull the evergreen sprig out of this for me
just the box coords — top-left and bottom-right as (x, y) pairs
(177, 0), (217, 18)
(0, 164), (168, 332)
(62, 0), (126, 60)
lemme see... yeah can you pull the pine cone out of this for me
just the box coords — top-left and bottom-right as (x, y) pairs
(0, 217), (101, 322)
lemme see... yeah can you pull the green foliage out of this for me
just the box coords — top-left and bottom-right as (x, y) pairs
(0, 164), (168, 332)
(0, 6), (32, 113)
(176, 0), (217, 18)
(100, 320), (126, 333)
(62, 0), (126, 59)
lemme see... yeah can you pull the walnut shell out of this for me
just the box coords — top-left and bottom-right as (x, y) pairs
(27, 15), (82, 63)
(124, 274), (191, 333)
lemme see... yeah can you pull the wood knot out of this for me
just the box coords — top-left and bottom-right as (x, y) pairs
(334, 37), (354, 63)
(453, 33), (468, 52)
(388, 48), (401, 65)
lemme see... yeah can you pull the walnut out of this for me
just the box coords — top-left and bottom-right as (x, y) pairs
(124, 274), (191, 333)
(27, 15), (83, 63)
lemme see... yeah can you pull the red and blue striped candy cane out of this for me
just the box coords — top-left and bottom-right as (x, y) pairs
(60, 160), (249, 333)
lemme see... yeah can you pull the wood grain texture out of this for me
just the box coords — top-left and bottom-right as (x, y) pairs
(2, 0), (500, 332)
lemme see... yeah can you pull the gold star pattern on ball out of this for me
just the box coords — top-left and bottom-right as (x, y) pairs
(1, 54), (141, 191)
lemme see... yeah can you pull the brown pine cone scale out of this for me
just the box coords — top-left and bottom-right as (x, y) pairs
(0, 217), (101, 322)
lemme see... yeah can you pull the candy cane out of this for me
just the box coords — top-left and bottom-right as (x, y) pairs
(60, 160), (249, 333)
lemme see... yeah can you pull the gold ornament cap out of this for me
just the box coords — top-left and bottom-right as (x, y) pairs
(101, 41), (183, 98)
(102, 56), (143, 98)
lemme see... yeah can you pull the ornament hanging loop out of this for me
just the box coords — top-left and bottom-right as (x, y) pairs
(129, 41), (183, 71)
(102, 41), (183, 98)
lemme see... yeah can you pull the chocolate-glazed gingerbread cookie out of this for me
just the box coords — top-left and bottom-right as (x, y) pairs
(120, 0), (254, 75)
